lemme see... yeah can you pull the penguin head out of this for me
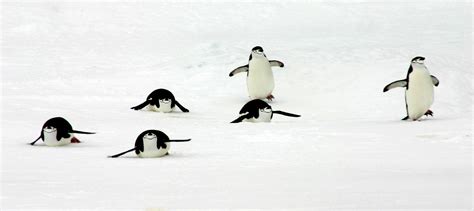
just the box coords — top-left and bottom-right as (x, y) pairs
(43, 125), (57, 133)
(251, 46), (265, 57)
(159, 98), (172, 105)
(411, 56), (425, 64)
(139, 130), (170, 143)
(143, 132), (158, 142)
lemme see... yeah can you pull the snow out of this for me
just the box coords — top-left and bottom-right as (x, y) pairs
(1, 1), (472, 210)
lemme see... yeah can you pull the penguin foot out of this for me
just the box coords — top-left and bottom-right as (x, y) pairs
(71, 137), (81, 143)
(424, 110), (433, 117)
(266, 95), (274, 101)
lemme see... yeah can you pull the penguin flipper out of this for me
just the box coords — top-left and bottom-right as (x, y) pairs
(383, 79), (407, 92)
(229, 65), (249, 77)
(431, 75), (440, 86)
(272, 110), (301, 117)
(402, 116), (410, 120)
(168, 139), (191, 142)
(70, 130), (95, 134)
(230, 114), (251, 123)
(108, 148), (136, 158)
(175, 101), (189, 112)
(269, 60), (284, 67)
(131, 101), (149, 110)
(30, 136), (41, 145)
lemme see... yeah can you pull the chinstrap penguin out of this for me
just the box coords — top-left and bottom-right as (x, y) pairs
(229, 46), (284, 101)
(108, 130), (191, 158)
(230, 99), (300, 123)
(30, 117), (95, 146)
(383, 56), (440, 121)
(131, 88), (189, 113)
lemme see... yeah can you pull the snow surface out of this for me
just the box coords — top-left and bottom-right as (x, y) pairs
(1, 1), (472, 210)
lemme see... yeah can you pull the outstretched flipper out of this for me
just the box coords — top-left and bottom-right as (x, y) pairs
(269, 60), (284, 67)
(131, 101), (149, 110)
(108, 148), (136, 158)
(230, 114), (252, 123)
(272, 110), (301, 117)
(383, 79), (407, 92)
(175, 101), (189, 112)
(168, 139), (192, 142)
(229, 65), (249, 77)
(30, 136), (41, 145)
(431, 75), (439, 86)
(70, 130), (95, 134)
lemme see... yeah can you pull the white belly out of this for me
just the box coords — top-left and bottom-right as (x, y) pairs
(246, 111), (272, 123)
(138, 140), (170, 158)
(406, 68), (434, 120)
(43, 132), (72, 146)
(247, 58), (274, 99)
(147, 102), (174, 113)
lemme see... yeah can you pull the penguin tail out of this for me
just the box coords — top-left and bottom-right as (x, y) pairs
(108, 148), (136, 158)
(272, 110), (301, 117)
(70, 130), (95, 134)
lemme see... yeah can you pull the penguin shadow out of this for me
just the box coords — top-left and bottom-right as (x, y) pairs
(105, 152), (200, 159)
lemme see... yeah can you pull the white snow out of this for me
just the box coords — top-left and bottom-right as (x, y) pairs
(1, 1), (472, 210)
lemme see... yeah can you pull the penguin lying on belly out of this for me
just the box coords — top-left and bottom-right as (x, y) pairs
(30, 117), (95, 146)
(383, 56), (440, 121)
(229, 46), (284, 101)
(231, 99), (300, 123)
(131, 88), (189, 113)
(108, 130), (191, 158)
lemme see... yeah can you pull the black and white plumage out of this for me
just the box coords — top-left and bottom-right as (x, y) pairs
(30, 117), (95, 146)
(230, 99), (300, 123)
(383, 56), (440, 120)
(229, 46), (284, 101)
(131, 88), (189, 113)
(108, 130), (191, 158)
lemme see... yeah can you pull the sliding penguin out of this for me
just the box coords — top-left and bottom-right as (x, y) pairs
(383, 56), (440, 121)
(131, 88), (189, 113)
(108, 130), (191, 158)
(30, 117), (95, 146)
(230, 99), (300, 123)
(229, 46), (284, 101)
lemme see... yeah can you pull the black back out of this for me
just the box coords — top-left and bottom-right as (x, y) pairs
(239, 99), (272, 119)
(147, 89), (176, 108)
(134, 130), (169, 154)
(41, 117), (73, 141)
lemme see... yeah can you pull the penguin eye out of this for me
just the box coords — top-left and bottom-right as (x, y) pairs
(148, 98), (152, 101)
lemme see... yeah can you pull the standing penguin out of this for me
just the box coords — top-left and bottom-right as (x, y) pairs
(383, 56), (440, 120)
(229, 46), (284, 100)
(230, 99), (300, 123)
(108, 130), (191, 158)
(131, 88), (189, 113)
(30, 117), (95, 146)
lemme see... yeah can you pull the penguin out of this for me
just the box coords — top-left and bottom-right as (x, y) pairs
(383, 56), (440, 121)
(108, 130), (191, 158)
(229, 46), (284, 101)
(131, 88), (189, 113)
(30, 117), (95, 146)
(230, 99), (300, 123)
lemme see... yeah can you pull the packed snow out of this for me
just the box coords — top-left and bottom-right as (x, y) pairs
(1, 1), (472, 210)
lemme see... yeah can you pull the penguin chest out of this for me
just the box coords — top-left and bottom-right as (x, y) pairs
(406, 68), (434, 120)
(43, 132), (72, 146)
(247, 58), (274, 99)
(147, 102), (174, 113)
(138, 140), (170, 158)
(248, 111), (272, 123)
